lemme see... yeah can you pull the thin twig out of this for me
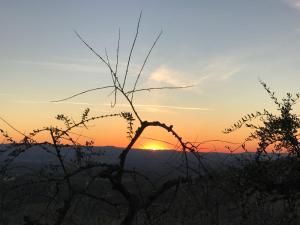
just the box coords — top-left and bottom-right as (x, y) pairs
(131, 30), (163, 101)
(112, 28), (121, 107)
(126, 85), (193, 95)
(122, 11), (142, 89)
(52, 86), (115, 102)
(0, 117), (26, 137)
(74, 30), (113, 73)
(115, 28), (120, 77)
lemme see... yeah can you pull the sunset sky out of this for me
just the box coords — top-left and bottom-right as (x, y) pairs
(1, 0), (300, 151)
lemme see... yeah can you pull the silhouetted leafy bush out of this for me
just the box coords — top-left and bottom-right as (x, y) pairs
(225, 81), (300, 225)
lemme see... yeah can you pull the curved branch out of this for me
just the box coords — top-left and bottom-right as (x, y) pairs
(52, 86), (115, 102)
(126, 85), (193, 95)
(118, 120), (196, 180)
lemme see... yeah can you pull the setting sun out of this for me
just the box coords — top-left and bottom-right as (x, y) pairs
(143, 142), (165, 151)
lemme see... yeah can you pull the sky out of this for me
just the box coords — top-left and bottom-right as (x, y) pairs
(1, 0), (300, 151)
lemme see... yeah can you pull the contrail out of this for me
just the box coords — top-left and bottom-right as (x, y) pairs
(11, 100), (213, 111)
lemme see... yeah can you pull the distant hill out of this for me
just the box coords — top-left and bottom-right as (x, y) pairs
(0, 144), (255, 174)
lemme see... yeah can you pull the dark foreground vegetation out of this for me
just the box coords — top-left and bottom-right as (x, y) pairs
(1, 13), (300, 225)
(1, 146), (300, 225)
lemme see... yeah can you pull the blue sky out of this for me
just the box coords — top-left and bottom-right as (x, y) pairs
(1, 0), (300, 149)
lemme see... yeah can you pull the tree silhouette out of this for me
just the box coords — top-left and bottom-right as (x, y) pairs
(0, 12), (203, 225)
(225, 80), (300, 159)
(225, 80), (300, 225)
(3, 11), (300, 225)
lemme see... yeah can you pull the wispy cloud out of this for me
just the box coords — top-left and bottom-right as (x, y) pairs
(132, 104), (213, 111)
(11, 100), (213, 112)
(285, 0), (300, 9)
(197, 56), (242, 83)
(149, 66), (189, 86)
(12, 100), (91, 105)
(149, 56), (242, 87)
(12, 58), (142, 76)
(12, 59), (107, 74)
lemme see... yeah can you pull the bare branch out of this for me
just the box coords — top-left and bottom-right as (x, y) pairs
(111, 28), (121, 107)
(0, 117), (27, 138)
(74, 30), (114, 73)
(131, 30), (163, 101)
(115, 28), (120, 76)
(52, 86), (115, 102)
(125, 85), (193, 95)
(122, 11), (142, 89)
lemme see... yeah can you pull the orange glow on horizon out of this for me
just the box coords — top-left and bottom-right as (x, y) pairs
(0, 113), (259, 153)
(142, 142), (166, 151)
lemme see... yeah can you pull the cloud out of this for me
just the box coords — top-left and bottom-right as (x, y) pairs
(132, 104), (213, 111)
(149, 66), (186, 86)
(11, 100), (212, 112)
(149, 56), (242, 88)
(294, 0), (300, 7)
(12, 100), (91, 105)
(12, 57), (143, 76)
(13, 59), (107, 74)
(285, 0), (300, 9)
(197, 56), (242, 83)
